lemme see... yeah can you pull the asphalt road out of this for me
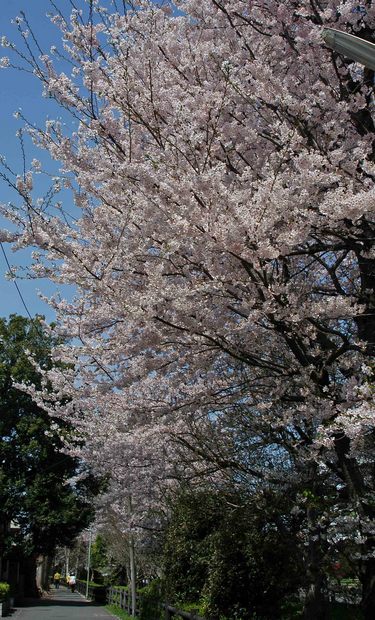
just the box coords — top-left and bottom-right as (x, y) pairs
(11, 588), (116, 620)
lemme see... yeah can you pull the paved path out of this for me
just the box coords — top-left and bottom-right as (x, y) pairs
(11, 587), (115, 620)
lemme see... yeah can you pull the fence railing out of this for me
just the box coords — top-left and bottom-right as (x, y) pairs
(106, 586), (204, 620)
(70, 580), (362, 618)
(74, 580), (86, 596)
(75, 580), (107, 603)
(107, 586), (140, 616)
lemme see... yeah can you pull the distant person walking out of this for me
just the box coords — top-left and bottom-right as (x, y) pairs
(53, 571), (61, 589)
(68, 574), (77, 593)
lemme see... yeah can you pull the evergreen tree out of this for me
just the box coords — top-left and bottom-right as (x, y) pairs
(0, 314), (98, 556)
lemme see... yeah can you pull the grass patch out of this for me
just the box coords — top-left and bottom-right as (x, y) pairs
(105, 604), (133, 619)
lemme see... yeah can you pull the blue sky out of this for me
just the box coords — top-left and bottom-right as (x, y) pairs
(0, 1), (79, 322)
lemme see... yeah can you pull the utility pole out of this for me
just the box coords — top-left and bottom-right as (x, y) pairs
(64, 547), (70, 580)
(85, 529), (93, 599)
(129, 534), (136, 617)
(127, 494), (137, 617)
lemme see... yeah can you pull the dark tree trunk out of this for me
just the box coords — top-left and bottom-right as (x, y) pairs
(334, 432), (375, 620)
(303, 503), (328, 620)
(304, 564), (328, 619)
(362, 557), (375, 620)
(338, 222), (375, 617)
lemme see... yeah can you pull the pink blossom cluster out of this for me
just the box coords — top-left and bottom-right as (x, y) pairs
(1, 0), (374, 580)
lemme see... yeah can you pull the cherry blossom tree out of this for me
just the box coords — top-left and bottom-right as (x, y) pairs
(1, 0), (374, 616)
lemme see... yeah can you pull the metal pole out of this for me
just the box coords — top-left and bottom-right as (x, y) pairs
(85, 529), (93, 599)
(129, 535), (136, 617)
(65, 547), (70, 581)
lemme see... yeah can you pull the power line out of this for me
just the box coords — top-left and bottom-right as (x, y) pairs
(0, 242), (115, 381)
(0, 244), (90, 483)
(0, 241), (33, 320)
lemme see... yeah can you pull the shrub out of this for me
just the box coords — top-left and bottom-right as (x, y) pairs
(0, 583), (10, 602)
(139, 580), (163, 620)
(163, 489), (304, 619)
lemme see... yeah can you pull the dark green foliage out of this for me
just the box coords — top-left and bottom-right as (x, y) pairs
(163, 488), (305, 619)
(163, 491), (218, 605)
(0, 315), (99, 555)
(0, 583), (10, 601)
(138, 580), (163, 620)
(90, 534), (110, 583)
(327, 603), (364, 620)
(91, 534), (108, 569)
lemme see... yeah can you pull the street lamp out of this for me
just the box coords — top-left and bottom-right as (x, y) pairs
(322, 28), (375, 71)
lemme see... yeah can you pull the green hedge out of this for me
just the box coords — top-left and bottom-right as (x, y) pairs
(76, 579), (107, 603)
(77, 579), (103, 588)
(138, 581), (163, 620)
(0, 583), (10, 602)
(178, 601), (206, 616)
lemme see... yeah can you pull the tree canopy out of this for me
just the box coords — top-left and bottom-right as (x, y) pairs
(0, 315), (98, 555)
(0, 0), (374, 617)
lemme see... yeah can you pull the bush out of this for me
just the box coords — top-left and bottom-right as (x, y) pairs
(179, 601), (206, 617)
(76, 579), (107, 603)
(163, 489), (304, 619)
(0, 583), (10, 602)
(139, 580), (163, 620)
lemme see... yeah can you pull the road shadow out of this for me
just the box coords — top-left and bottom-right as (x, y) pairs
(15, 594), (103, 609)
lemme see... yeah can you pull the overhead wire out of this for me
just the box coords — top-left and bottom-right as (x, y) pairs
(0, 2), (110, 515)
(0, 241), (33, 320)
(0, 243), (94, 491)
(0, 240), (115, 381)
